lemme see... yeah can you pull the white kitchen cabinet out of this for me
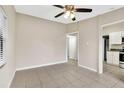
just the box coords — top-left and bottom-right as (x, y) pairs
(109, 32), (122, 45)
(122, 31), (124, 37)
(107, 51), (119, 66)
(112, 52), (119, 65)
(107, 51), (113, 64)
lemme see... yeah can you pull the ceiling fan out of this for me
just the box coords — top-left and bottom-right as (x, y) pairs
(53, 5), (92, 21)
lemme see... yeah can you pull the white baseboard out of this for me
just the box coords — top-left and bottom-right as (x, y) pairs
(78, 64), (97, 72)
(16, 60), (67, 71)
(8, 70), (16, 88)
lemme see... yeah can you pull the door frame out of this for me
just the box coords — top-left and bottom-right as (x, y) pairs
(66, 31), (79, 65)
(98, 19), (124, 74)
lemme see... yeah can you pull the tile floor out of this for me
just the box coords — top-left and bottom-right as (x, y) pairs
(10, 60), (124, 88)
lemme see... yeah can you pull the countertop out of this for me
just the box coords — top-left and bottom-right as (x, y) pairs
(107, 50), (120, 52)
(120, 52), (124, 54)
(107, 49), (124, 52)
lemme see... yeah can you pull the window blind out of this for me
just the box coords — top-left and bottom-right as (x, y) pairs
(0, 7), (7, 67)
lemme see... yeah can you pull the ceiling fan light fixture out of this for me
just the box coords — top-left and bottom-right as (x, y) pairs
(53, 5), (92, 21)
(64, 11), (70, 19)
(70, 13), (75, 19)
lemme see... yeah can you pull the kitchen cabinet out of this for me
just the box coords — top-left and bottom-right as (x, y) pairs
(107, 51), (119, 66)
(109, 32), (122, 45)
(122, 31), (124, 37)
(107, 51), (113, 64)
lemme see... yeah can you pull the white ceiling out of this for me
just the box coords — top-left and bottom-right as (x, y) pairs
(14, 5), (124, 24)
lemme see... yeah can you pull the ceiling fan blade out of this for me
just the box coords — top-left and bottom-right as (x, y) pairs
(75, 8), (92, 12)
(72, 17), (76, 21)
(55, 12), (65, 18)
(53, 5), (64, 9)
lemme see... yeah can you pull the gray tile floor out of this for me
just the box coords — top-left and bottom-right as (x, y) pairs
(10, 60), (124, 88)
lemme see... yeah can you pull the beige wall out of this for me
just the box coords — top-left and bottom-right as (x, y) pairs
(0, 6), (16, 87)
(67, 22), (79, 33)
(78, 17), (99, 71)
(67, 17), (99, 72)
(103, 22), (124, 35)
(16, 13), (67, 69)
(98, 7), (124, 26)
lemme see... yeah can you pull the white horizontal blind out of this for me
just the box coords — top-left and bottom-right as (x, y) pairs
(0, 7), (7, 67)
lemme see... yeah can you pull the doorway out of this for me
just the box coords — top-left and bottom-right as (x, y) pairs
(99, 19), (124, 74)
(66, 32), (79, 65)
(103, 35), (109, 62)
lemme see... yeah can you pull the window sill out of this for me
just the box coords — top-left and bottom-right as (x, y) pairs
(0, 62), (6, 68)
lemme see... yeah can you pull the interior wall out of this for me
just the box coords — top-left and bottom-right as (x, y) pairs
(16, 13), (67, 69)
(0, 6), (16, 87)
(67, 22), (79, 33)
(78, 17), (99, 71)
(103, 22), (124, 35)
(67, 17), (99, 72)
(68, 35), (77, 60)
(98, 7), (124, 26)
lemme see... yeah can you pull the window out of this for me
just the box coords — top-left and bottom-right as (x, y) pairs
(0, 7), (7, 67)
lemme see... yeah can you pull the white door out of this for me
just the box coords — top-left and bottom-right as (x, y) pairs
(68, 35), (77, 60)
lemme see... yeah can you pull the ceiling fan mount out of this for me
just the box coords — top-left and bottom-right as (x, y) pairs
(64, 5), (75, 12)
(53, 5), (92, 21)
